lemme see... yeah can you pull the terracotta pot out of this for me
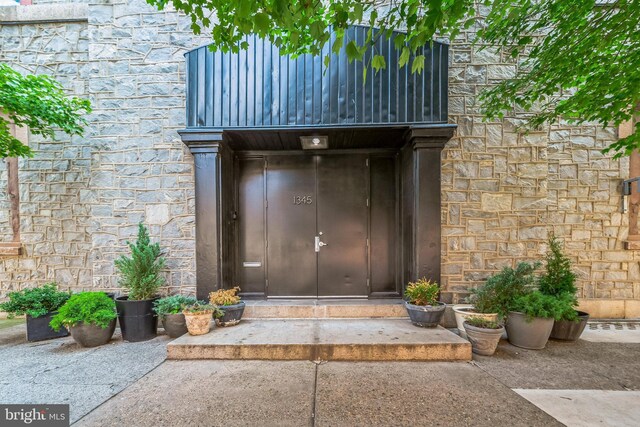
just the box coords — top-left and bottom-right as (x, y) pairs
(550, 311), (589, 341)
(404, 301), (446, 328)
(69, 319), (116, 348)
(463, 321), (504, 356)
(184, 311), (213, 335)
(216, 301), (246, 327)
(162, 313), (188, 338)
(506, 311), (554, 350)
(452, 305), (498, 338)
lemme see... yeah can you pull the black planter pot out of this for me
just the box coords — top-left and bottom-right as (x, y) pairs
(115, 296), (158, 342)
(69, 319), (117, 347)
(26, 312), (69, 342)
(404, 301), (446, 328)
(216, 301), (246, 327)
(549, 311), (590, 341)
(162, 313), (188, 338)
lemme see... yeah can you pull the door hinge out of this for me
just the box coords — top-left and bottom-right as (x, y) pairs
(367, 278), (370, 289)
(365, 158), (369, 167)
(366, 198), (369, 207)
(266, 240), (268, 248)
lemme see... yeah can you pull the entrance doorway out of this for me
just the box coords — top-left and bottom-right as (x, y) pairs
(236, 153), (398, 298)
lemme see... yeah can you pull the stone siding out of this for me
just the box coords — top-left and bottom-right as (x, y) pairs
(0, 1), (638, 309)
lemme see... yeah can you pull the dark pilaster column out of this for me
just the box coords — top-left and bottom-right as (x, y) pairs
(180, 131), (224, 300)
(403, 126), (455, 287)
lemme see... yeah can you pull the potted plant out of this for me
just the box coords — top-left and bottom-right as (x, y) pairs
(506, 291), (575, 350)
(114, 223), (166, 342)
(0, 283), (70, 342)
(209, 287), (245, 327)
(539, 235), (589, 341)
(457, 262), (538, 337)
(403, 278), (445, 328)
(153, 295), (197, 338)
(182, 302), (223, 336)
(49, 292), (117, 347)
(463, 317), (505, 356)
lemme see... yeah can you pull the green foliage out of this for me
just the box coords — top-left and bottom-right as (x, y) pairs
(147, 0), (640, 157)
(0, 64), (91, 158)
(0, 283), (70, 318)
(404, 278), (440, 306)
(512, 291), (577, 322)
(209, 287), (242, 306)
(49, 292), (117, 331)
(114, 223), (166, 300)
(464, 316), (502, 329)
(469, 262), (539, 319)
(539, 234), (578, 298)
(182, 301), (223, 318)
(153, 295), (197, 318)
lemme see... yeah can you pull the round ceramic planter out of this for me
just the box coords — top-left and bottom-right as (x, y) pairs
(69, 319), (116, 348)
(216, 301), (246, 327)
(549, 311), (590, 341)
(452, 305), (499, 338)
(404, 301), (446, 328)
(506, 311), (554, 350)
(115, 296), (159, 342)
(184, 312), (213, 335)
(463, 321), (504, 356)
(162, 313), (188, 338)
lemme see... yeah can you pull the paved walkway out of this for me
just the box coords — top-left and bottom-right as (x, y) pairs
(1, 319), (639, 426)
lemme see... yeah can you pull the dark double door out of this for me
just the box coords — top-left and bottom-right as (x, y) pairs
(236, 153), (397, 298)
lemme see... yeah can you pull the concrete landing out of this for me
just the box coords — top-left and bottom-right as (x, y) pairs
(243, 299), (408, 319)
(167, 319), (471, 361)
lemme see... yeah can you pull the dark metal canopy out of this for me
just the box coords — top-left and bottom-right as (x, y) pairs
(184, 26), (449, 137)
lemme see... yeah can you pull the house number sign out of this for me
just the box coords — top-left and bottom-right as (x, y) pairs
(293, 195), (313, 205)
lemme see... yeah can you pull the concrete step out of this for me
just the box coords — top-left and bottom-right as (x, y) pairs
(243, 299), (408, 319)
(167, 319), (471, 362)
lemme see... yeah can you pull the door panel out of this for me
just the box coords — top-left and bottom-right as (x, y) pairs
(316, 155), (368, 297)
(237, 158), (266, 295)
(266, 156), (317, 296)
(370, 156), (398, 295)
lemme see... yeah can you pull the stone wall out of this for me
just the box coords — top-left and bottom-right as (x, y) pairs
(0, 1), (638, 315)
(0, 0), (208, 296)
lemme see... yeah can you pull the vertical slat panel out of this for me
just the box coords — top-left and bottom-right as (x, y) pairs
(183, 26), (448, 129)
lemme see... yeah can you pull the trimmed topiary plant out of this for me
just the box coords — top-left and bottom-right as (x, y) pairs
(114, 223), (166, 301)
(114, 223), (166, 342)
(50, 292), (117, 348)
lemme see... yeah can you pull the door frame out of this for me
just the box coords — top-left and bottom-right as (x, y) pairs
(233, 149), (401, 299)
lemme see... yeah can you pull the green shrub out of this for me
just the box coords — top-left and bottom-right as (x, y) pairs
(50, 292), (117, 331)
(0, 283), (70, 318)
(404, 278), (440, 306)
(469, 262), (539, 320)
(153, 295), (197, 318)
(464, 317), (502, 329)
(511, 291), (577, 322)
(114, 223), (166, 300)
(538, 234), (578, 320)
(182, 301), (223, 318)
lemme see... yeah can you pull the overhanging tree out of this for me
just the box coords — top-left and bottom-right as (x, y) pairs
(146, 0), (640, 157)
(0, 64), (91, 245)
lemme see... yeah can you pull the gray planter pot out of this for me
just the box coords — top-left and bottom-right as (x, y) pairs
(550, 311), (589, 341)
(216, 301), (246, 327)
(69, 319), (116, 348)
(162, 313), (188, 338)
(404, 301), (446, 328)
(506, 311), (554, 350)
(26, 312), (69, 342)
(463, 321), (504, 356)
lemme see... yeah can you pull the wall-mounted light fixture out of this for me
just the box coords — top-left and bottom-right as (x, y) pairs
(300, 135), (329, 150)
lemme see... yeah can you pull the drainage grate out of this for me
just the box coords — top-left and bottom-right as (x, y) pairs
(588, 321), (640, 331)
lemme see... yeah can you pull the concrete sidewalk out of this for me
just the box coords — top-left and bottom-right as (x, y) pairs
(76, 360), (559, 427)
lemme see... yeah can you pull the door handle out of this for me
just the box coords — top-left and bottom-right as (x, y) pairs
(315, 236), (328, 252)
